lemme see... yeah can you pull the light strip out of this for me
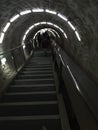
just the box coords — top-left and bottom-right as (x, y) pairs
(0, 33), (5, 44)
(58, 13), (68, 21)
(34, 23), (40, 26)
(23, 45), (26, 49)
(3, 22), (11, 32)
(53, 24), (59, 29)
(10, 14), (20, 22)
(20, 10), (31, 15)
(1, 58), (6, 65)
(75, 31), (81, 41)
(46, 22), (53, 26)
(40, 22), (47, 25)
(64, 33), (67, 39)
(45, 9), (57, 15)
(66, 65), (81, 93)
(32, 9), (44, 12)
(23, 35), (26, 41)
(25, 29), (30, 35)
(29, 25), (35, 30)
(68, 21), (75, 31)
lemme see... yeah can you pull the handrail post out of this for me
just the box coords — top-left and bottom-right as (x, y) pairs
(21, 46), (26, 62)
(11, 50), (18, 72)
(58, 60), (63, 93)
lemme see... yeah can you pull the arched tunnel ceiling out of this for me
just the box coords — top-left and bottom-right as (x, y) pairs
(0, 0), (98, 82)
(0, 0), (98, 48)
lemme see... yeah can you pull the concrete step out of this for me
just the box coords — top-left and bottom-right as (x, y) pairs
(0, 101), (58, 116)
(16, 74), (53, 79)
(0, 115), (61, 130)
(7, 85), (56, 93)
(12, 79), (54, 85)
(1, 92), (57, 102)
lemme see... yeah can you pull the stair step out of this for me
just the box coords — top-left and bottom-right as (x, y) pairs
(5, 91), (56, 95)
(10, 84), (55, 87)
(12, 79), (54, 85)
(0, 102), (59, 116)
(24, 65), (52, 68)
(7, 85), (56, 93)
(2, 92), (57, 102)
(25, 65), (52, 67)
(16, 74), (53, 79)
(22, 68), (52, 71)
(0, 115), (61, 130)
(20, 71), (53, 75)
(0, 101), (58, 106)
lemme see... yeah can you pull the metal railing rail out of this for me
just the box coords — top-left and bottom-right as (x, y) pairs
(0, 42), (33, 72)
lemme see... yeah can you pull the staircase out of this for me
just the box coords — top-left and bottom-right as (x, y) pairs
(0, 50), (62, 130)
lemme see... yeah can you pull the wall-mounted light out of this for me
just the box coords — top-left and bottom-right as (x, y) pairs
(20, 10), (31, 15)
(75, 31), (81, 41)
(25, 29), (30, 35)
(40, 22), (47, 25)
(23, 45), (26, 49)
(0, 33), (5, 44)
(64, 33), (68, 39)
(32, 9), (44, 12)
(29, 25), (35, 30)
(23, 35), (26, 41)
(68, 21), (75, 31)
(58, 13), (68, 21)
(46, 22), (53, 26)
(45, 9), (57, 15)
(1, 58), (6, 65)
(3, 22), (11, 32)
(34, 23), (40, 26)
(10, 14), (20, 22)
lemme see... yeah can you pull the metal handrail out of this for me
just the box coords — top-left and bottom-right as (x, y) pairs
(0, 44), (22, 56)
(0, 42), (32, 56)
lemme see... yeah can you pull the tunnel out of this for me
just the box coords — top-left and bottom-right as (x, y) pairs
(0, 0), (98, 130)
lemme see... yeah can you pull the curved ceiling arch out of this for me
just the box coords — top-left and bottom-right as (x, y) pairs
(0, 8), (81, 45)
(32, 28), (60, 39)
(22, 22), (68, 45)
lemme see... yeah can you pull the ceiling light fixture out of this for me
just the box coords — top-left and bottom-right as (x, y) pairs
(1, 58), (6, 65)
(3, 22), (11, 32)
(20, 10), (31, 15)
(58, 13), (68, 21)
(32, 9), (44, 12)
(75, 31), (81, 41)
(10, 14), (20, 22)
(0, 33), (5, 44)
(68, 21), (75, 31)
(45, 9), (57, 15)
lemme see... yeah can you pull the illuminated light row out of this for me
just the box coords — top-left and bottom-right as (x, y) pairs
(33, 28), (60, 39)
(22, 22), (68, 45)
(0, 8), (81, 44)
